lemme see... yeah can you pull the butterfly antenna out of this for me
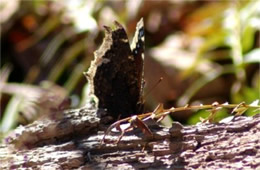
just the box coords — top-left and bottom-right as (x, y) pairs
(144, 77), (163, 99)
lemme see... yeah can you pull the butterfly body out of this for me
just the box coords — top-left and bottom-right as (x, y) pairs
(86, 19), (145, 119)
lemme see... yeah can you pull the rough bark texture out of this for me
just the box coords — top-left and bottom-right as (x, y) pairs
(0, 108), (259, 169)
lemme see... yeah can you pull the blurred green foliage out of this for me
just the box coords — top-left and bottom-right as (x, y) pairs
(187, 109), (230, 125)
(0, 0), (259, 138)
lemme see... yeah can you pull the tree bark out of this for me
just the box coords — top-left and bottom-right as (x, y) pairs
(1, 107), (259, 169)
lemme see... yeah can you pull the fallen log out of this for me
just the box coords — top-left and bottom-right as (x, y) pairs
(1, 107), (259, 169)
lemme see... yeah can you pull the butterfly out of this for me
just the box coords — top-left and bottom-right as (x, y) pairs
(86, 18), (145, 119)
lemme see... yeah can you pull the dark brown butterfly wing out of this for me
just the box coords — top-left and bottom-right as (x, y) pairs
(87, 18), (145, 119)
(130, 18), (145, 114)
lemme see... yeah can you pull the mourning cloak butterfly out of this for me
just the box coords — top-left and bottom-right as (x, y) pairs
(86, 18), (145, 119)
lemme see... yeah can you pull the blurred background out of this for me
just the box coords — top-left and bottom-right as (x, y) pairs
(0, 0), (259, 137)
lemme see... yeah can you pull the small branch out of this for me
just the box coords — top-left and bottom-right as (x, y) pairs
(103, 101), (260, 143)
